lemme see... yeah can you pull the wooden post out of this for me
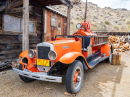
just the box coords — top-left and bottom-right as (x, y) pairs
(41, 8), (44, 42)
(22, 0), (29, 51)
(67, 6), (71, 35)
(7, 0), (11, 9)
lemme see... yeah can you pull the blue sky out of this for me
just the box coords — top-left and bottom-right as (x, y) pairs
(82, 0), (130, 10)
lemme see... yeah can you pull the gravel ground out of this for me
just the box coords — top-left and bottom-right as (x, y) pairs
(0, 52), (130, 97)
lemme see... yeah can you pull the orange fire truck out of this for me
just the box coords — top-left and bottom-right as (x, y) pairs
(12, 20), (112, 93)
(12, 1), (112, 94)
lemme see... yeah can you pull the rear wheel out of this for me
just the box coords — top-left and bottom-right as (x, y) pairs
(19, 64), (35, 83)
(109, 49), (113, 64)
(105, 48), (112, 63)
(66, 60), (84, 94)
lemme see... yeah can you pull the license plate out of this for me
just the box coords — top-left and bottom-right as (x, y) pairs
(37, 59), (50, 67)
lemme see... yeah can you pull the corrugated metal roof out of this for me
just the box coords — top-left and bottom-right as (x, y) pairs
(45, 6), (67, 17)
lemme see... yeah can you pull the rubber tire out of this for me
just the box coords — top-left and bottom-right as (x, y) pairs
(66, 60), (84, 94)
(19, 64), (35, 83)
(105, 48), (112, 63)
(109, 49), (112, 64)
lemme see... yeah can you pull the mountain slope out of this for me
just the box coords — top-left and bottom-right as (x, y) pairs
(51, 1), (130, 34)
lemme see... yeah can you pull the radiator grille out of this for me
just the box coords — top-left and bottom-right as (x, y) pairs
(37, 46), (50, 60)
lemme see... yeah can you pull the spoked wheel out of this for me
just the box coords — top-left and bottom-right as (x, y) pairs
(74, 66), (82, 88)
(66, 60), (84, 94)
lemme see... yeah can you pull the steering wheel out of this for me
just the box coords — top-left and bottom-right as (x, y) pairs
(73, 32), (84, 36)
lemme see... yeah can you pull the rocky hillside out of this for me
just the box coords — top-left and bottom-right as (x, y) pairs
(51, 1), (130, 34)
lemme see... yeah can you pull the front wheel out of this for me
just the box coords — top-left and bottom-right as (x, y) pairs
(66, 60), (84, 94)
(19, 64), (35, 83)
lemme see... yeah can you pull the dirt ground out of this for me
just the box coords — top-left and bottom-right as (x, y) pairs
(0, 52), (130, 97)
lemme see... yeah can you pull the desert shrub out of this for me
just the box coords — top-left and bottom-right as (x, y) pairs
(108, 12), (113, 16)
(128, 26), (130, 31)
(126, 20), (130, 25)
(114, 26), (119, 31)
(105, 21), (110, 25)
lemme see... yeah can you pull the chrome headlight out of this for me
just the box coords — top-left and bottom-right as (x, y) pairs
(76, 23), (81, 29)
(48, 51), (57, 60)
(28, 49), (35, 58)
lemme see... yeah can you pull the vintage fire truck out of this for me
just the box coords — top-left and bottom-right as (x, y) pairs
(12, 19), (112, 93)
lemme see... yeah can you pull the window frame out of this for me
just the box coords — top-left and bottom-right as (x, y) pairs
(51, 14), (58, 27)
(2, 14), (37, 35)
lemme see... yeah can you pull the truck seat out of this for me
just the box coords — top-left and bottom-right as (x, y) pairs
(82, 36), (91, 51)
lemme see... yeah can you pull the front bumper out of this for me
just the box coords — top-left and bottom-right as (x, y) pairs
(12, 68), (62, 83)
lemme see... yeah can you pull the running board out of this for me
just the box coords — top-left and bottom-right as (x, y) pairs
(88, 56), (109, 68)
(86, 52), (109, 68)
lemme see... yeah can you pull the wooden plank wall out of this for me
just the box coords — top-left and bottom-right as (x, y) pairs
(0, 6), (42, 62)
(44, 9), (67, 41)
(0, 1), (67, 62)
(0, 35), (41, 61)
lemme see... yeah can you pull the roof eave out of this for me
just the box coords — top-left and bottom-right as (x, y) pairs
(45, 6), (67, 17)
(59, 0), (73, 8)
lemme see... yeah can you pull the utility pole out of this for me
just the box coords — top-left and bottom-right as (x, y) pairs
(22, 0), (29, 51)
(84, 0), (87, 21)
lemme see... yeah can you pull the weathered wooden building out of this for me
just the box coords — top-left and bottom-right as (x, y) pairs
(0, 0), (72, 62)
(43, 7), (67, 41)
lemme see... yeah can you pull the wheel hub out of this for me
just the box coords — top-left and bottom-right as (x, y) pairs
(73, 67), (82, 87)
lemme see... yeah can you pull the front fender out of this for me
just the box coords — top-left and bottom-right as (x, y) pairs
(19, 50), (38, 72)
(19, 50), (37, 59)
(58, 52), (91, 68)
(58, 52), (83, 64)
(19, 50), (29, 59)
